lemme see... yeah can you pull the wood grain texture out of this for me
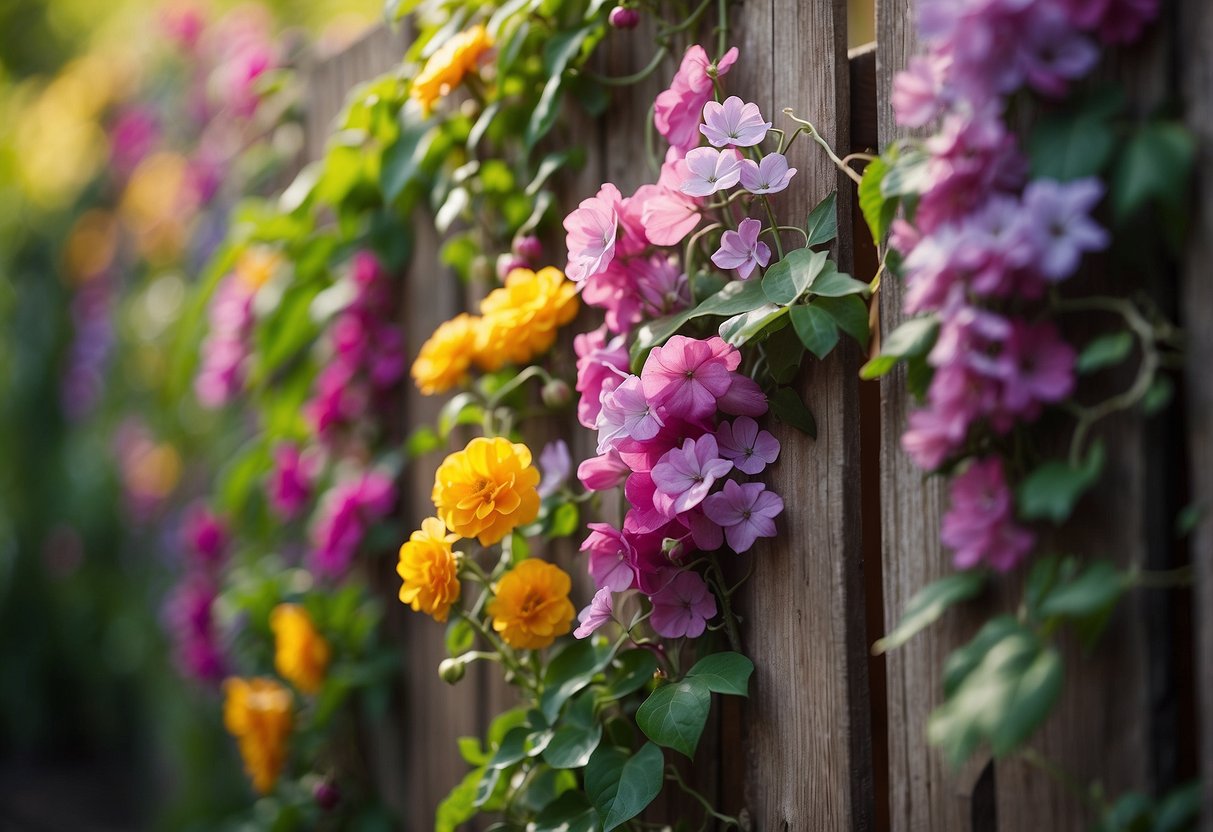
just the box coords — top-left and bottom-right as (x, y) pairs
(732, 0), (875, 829)
(1179, 0), (1213, 824)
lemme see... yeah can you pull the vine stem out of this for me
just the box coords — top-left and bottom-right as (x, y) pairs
(761, 197), (784, 260)
(1128, 565), (1194, 588)
(783, 108), (864, 185)
(666, 765), (743, 829)
(1019, 747), (1103, 811)
(708, 554), (743, 653)
(587, 46), (670, 86)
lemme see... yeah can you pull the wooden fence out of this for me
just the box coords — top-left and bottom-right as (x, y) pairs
(302, 2), (1212, 829)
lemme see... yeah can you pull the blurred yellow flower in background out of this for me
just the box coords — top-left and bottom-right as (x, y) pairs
(476, 266), (579, 370)
(235, 247), (283, 291)
(119, 151), (198, 265)
(431, 436), (540, 545)
(410, 24), (492, 112)
(397, 517), (461, 622)
(269, 604), (330, 695)
(487, 559), (575, 650)
(411, 312), (481, 396)
(222, 677), (293, 794)
(63, 210), (120, 283)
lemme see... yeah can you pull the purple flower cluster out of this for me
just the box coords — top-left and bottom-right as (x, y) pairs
(889, 0), (1155, 572)
(166, 503), (231, 683)
(194, 274), (256, 408)
(574, 334), (783, 639)
(308, 469), (397, 579)
(305, 252), (406, 442)
(61, 277), (114, 422)
(268, 442), (319, 520)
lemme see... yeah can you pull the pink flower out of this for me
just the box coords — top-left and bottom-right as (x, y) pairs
(309, 470), (396, 578)
(653, 46), (739, 154)
(182, 504), (228, 567)
(703, 479), (783, 553)
(715, 417), (780, 475)
(1000, 321), (1076, 417)
(578, 450), (631, 491)
(892, 57), (948, 128)
(700, 96), (771, 147)
(599, 375), (664, 451)
(634, 254), (691, 318)
(651, 435), (733, 515)
(575, 327), (629, 429)
(581, 523), (636, 591)
(940, 457), (1034, 572)
(268, 443), (318, 520)
(650, 570), (717, 638)
(718, 374), (769, 416)
(739, 153), (797, 195)
(574, 587), (616, 639)
(109, 107), (160, 174)
(711, 217), (771, 279)
(565, 183), (622, 282)
(680, 147), (743, 197)
(641, 335), (739, 420)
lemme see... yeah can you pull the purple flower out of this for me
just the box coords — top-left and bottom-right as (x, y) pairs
(703, 479), (783, 553)
(182, 503), (228, 567)
(680, 147), (744, 197)
(268, 443), (317, 520)
(650, 570), (717, 638)
(309, 470), (396, 579)
(574, 587), (617, 638)
(599, 375), (664, 450)
(940, 456), (1034, 572)
(718, 374), (769, 416)
(581, 523), (637, 591)
(1000, 320), (1076, 417)
(739, 154), (797, 195)
(1015, 4), (1099, 97)
(700, 96), (772, 147)
(641, 335), (739, 420)
(575, 326), (629, 429)
(538, 440), (573, 498)
(1022, 178), (1108, 281)
(715, 417), (780, 475)
(633, 254), (691, 319)
(651, 435), (734, 515)
(711, 218), (771, 280)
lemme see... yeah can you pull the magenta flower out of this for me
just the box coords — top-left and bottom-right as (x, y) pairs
(194, 275), (255, 408)
(650, 570), (717, 638)
(1021, 178), (1108, 281)
(711, 217), (772, 280)
(715, 417), (780, 475)
(892, 56), (947, 128)
(641, 335), (738, 420)
(651, 435), (733, 515)
(564, 183), (622, 282)
(309, 470), (396, 579)
(182, 503), (228, 567)
(718, 374), (769, 416)
(680, 147), (744, 197)
(268, 443), (317, 520)
(575, 326), (629, 429)
(739, 153), (797, 195)
(574, 587), (617, 639)
(578, 450), (631, 491)
(702, 479), (783, 553)
(581, 523), (636, 591)
(940, 456), (1034, 572)
(1000, 321), (1076, 417)
(538, 440), (572, 499)
(700, 96), (772, 147)
(654, 46), (739, 154)
(600, 375), (664, 449)
(634, 254), (691, 318)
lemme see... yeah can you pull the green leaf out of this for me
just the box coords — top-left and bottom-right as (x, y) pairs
(858, 155), (895, 243)
(529, 791), (601, 832)
(1076, 332), (1134, 374)
(1154, 780), (1204, 832)
(548, 502), (581, 538)
(457, 737), (488, 766)
(815, 295), (870, 348)
(763, 325), (807, 384)
(599, 649), (658, 700)
(1111, 122), (1196, 224)
(445, 617), (475, 657)
(630, 279), (768, 366)
(381, 119), (435, 203)
(543, 693), (603, 769)
(1028, 112), (1116, 182)
(527, 151), (576, 197)
(762, 248), (829, 306)
(860, 315), (939, 379)
(487, 726), (530, 770)
(881, 148), (931, 197)
(526, 77), (564, 151)
(541, 639), (613, 722)
(685, 652), (754, 696)
(768, 386), (817, 438)
(1017, 442), (1105, 524)
(436, 767), (484, 832)
(928, 620), (1063, 764)
(405, 425), (441, 459)
(873, 570), (988, 654)
(804, 191), (839, 247)
(790, 304), (840, 359)
(636, 679), (711, 757)
(718, 304), (788, 347)
(809, 265), (870, 298)
(1143, 375), (1174, 415)
(438, 392), (483, 438)
(585, 742), (664, 832)
(1035, 559), (1126, 621)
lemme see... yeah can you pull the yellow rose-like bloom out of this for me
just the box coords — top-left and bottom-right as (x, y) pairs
(397, 517), (462, 622)
(475, 267), (580, 371)
(487, 559), (576, 649)
(432, 436), (541, 545)
(269, 604), (331, 695)
(410, 24), (493, 112)
(223, 677), (293, 794)
(411, 313), (481, 396)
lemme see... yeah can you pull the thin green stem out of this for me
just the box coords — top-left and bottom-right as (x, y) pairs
(1128, 565), (1194, 589)
(761, 197), (784, 260)
(708, 554), (743, 652)
(666, 765), (742, 828)
(588, 46), (670, 86)
(783, 109), (864, 185)
(1020, 747), (1102, 811)
(655, 0), (714, 37)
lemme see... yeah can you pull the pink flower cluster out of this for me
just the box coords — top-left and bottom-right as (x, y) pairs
(574, 335), (782, 639)
(889, 0), (1155, 572)
(305, 252), (406, 442)
(268, 442), (319, 520)
(195, 274), (256, 408)
(309, 469), (397, 579)
(167, 503), (231, 683)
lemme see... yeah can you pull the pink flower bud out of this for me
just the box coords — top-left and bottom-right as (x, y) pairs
(512, 234), (543, 261)
(609, 5), (640, 29)
(313, 780), (341, 811)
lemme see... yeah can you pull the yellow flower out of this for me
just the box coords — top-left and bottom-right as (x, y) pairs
(235, 247), (282, 291)
(269, 604), (331, 695)
(410, 24), (493, 112)
(475, 267), (580, 371)
(432, 436), (541, 545)
(223, 677), (293, 794)
(411, 313), (481, 396)
(487, 559), (575, 649)
(397, 517), (462, 622)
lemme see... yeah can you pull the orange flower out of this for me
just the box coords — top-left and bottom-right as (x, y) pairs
(411, 312), (481, 395)
(269, 604), (330, 695)
(475, 266), (580, 371)
(223, 677), (293, 794)
(487, 559), (575, 649)
(431, 436), (540, 545)
(410, 24), (493, 112)
(397, 517), (462, 622)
